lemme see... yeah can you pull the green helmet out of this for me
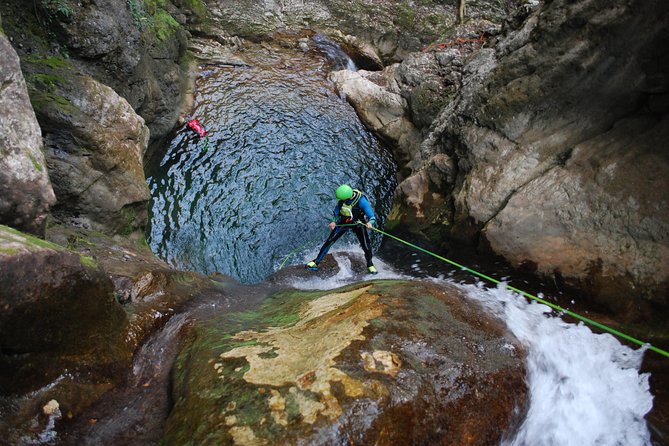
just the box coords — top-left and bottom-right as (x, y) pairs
(335, 184), (353, 200)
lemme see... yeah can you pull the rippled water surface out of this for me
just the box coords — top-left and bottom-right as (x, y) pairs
(148, 44), (396, 283)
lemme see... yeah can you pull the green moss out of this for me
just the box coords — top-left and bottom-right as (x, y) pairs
(25, 55), (73, 70)
(79, 255), (98, 268)
(151, 9), (179, 41)
(27, 73), (66, 92)
(120, 206), (138, 236)
(178, 50), (195, 71)
(0, 225), (63, 251)
(127, 0), (147, 24)
(231, 290), (329, 330)
(41, 0), (74, 18)
(143, 0), (166, 12)
(29, 89), (76, 115)
(182, 0), (206, 17)
(66, 233), (95, 250)
(228, 339), (260, 350)
(235, 307), (300, 328)
(174, 272), (196, 284)
(135, 234), (150, 250)
(394, 1), (417, 31)
(0, 247), (22, 256)
(28, 153), (44, 173)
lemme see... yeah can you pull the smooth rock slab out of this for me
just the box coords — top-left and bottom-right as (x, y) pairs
(164, 280), (527, 445)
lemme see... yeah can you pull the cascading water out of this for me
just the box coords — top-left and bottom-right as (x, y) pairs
(286, 253), (655, 446)
(312, 34), (358, 71)
(147, 40), (395, 284)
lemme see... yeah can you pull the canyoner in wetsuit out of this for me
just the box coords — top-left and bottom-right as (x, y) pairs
(306, 184), (378, 274)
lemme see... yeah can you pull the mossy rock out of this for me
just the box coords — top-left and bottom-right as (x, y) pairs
(0, 225), (130, 395)
(164, 280), (527, 444)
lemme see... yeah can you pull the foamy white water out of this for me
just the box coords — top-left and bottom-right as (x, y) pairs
(283, 252), (655, 445)
(285, 244), (409, 290)
(460, 282), (653, 446)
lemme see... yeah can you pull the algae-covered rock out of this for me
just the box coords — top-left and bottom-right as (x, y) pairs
(164, 280), (526, 445)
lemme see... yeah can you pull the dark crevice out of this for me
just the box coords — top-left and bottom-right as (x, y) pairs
(0, 80), (13, 94)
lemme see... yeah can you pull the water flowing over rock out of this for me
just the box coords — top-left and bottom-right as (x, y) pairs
(164, 280), (527, 445)
(0, 35), (56, 236)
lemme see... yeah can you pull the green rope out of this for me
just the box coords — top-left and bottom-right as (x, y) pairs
(366, 224), (669, 359)
(276, 223), (362, 270)
(277, 235), (322, 270)
(202, 135), (209, 153)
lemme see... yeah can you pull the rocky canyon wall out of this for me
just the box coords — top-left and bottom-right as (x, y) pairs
(350, 0), (669, 317)
(1, 0), (200, 234)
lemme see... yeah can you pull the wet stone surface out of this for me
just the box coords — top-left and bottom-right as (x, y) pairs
(163, 279), (527, 445)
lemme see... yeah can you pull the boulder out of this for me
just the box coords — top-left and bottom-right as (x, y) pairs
(163, 280), (527, 445)
(0, 224), (131, 395)
(0, 35), (56, 236)
(29, 66), (151, 235)
(330, 69), (422, 179)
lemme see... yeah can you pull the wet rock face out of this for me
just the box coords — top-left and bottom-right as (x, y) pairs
(2, 0), (192, 151)
(197, 0), (513, 64)
(447, 0), (669, 313)
(31, 0), (189, 142)
(386, 0), (669, 314)
(33, 71), (151, 234)
(1, 0), (194, 235)
(0, 225), (131, 395)
(164, 280), (527, 445)
(0, 36), (56, 236)
(482, 116), (669, 316)
(330, 68), (422, 180)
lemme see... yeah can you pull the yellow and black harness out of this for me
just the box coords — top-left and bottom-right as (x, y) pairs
(339, 189), (363, 219)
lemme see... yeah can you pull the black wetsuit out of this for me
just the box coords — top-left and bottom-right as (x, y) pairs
(313, 191), (375, 267)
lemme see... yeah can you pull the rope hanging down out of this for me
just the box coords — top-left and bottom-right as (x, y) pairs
(277, 223), (360, 270)
(364, 224), (669, 359)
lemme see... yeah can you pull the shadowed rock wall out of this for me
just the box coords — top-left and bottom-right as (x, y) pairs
(0, 35), (56, 236)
